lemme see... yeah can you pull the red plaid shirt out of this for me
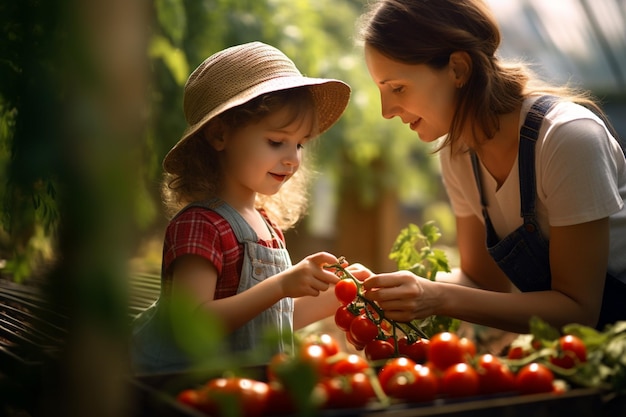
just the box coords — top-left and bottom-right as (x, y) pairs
(161, 206), (285, 300)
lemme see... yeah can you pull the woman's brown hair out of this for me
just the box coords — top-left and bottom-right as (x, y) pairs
(358, 0), (615, 153)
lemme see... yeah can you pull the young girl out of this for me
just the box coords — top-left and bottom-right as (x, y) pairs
(131, 42), (351, 373)
(355, 0), (626, 333)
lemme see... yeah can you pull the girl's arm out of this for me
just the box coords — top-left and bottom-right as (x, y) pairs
(170, 252), (340, 333)
(363, 216), (609, 333)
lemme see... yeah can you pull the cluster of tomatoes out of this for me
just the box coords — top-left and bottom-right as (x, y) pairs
(175, 333), (382, 416)
(176, 330), (574, 417)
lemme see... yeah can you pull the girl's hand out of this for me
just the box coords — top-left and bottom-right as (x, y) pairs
(362, 271), (438, 323)
(279, 252), (340, 298)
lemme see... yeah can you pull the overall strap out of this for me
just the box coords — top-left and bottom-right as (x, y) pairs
(518, 96), (558, 220)
(181, 198), (258, 243)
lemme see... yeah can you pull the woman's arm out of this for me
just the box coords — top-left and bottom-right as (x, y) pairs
(363, 216), (609, 333)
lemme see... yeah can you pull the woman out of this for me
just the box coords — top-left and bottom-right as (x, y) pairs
(357, 0), (626, 333)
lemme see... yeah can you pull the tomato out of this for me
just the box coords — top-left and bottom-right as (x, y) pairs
(176, 389), (206, 411)
(265, 382), (296, 416)
(266, 351), (292, 383)
(397, 336), (430, 364)
(300, 343), (331, 377)
(364, 339), (396, 361)
(302, 333), (341, 357)
(198, 377), (270, 417)
(320, 372), (376, 409)
(329, 353), (370, 375)
(459, 337), (476, 359)
(383, 363), (439, 403)
(549, 334), (587, 369)
(349, 314), (379, 345)
(345, 330), (365, 351)
(428, 332), (466, 371)
(515, 363), (554, 395)
(335, 279), (358, 305)
(506, 345), (527, 360)
(377, 357), (417, 389)
(334, 306), (357, 332)
(476, 354), (516, 395)
(440, 363), (480, 398)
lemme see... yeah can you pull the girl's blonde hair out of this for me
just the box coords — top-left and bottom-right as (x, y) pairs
(358, 0), (617, 153)
(162, 86), (317, 230)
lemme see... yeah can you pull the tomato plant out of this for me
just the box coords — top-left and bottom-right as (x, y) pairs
(440, 363), (480, 398)
(364, 339), (396, 361)
(428, 332), (466, 371)
(515, 363), (554, 395)
(349, 314), (379, 345)
(549, 334), (587, 369)
(335, 278), (358, 305)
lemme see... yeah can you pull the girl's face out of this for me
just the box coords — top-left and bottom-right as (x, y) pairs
(364, 45), (458, 143)
(216, 106), (313, 202)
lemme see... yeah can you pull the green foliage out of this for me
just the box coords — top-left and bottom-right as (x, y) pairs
(388, 222), (459, 338)
(508, 317), (626, 395)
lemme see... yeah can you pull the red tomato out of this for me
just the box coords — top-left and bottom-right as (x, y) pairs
(476, 354), (516, 395)
(199, 377), (270, 417)
(335, 279), (358, 305)
(320, 372), (376, 409)
(176, 389), (206, 411)
(377, 357), (417, 390)
(383, 364), (439, 403)
(440, 363), (480, 398)
(266, 352), (291, 383)
(364, 339), (396, 361)
(428, 332), (466, 371)
(345, 330), (365, 351)
(300, 343), (331, 377)
(334, 306), (357, 332)
(397, 336), (430, 364)
(349, 314), (379, 345)
(516, 363), (555, 395)
(265, 382), (296, 416)
(459, 337), (477, 359)
(507, 345), (526, 360)
(303, 333), (341, 357)
(330, 353), (370, 375)
(549, 334), (587, 369)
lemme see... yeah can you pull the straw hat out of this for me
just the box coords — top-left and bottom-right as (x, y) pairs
(163, 41), (351, 171)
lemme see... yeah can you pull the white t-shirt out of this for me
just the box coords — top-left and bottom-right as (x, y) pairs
(440, 97), (626, 283)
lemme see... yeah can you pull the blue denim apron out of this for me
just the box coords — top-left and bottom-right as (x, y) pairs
(470, 95), (626, 329)
(131, 198), (294, 373)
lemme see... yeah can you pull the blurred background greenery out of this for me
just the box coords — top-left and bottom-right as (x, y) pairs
(1, 0), (625, 416)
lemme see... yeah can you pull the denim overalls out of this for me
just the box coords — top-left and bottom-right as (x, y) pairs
(470, 95), (626, 330)
(131, 199), (294, 373)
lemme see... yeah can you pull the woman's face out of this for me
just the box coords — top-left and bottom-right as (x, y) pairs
(216, 105), (313, 201)
(364, 44), (458, 143)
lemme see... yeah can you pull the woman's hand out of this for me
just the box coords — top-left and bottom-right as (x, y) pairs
(362, 271), (438, 323)
(278, 252), (340, 298)
(345, 262), (374, 282)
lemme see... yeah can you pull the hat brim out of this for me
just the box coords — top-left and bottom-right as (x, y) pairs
(163, 76), (350, 172)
